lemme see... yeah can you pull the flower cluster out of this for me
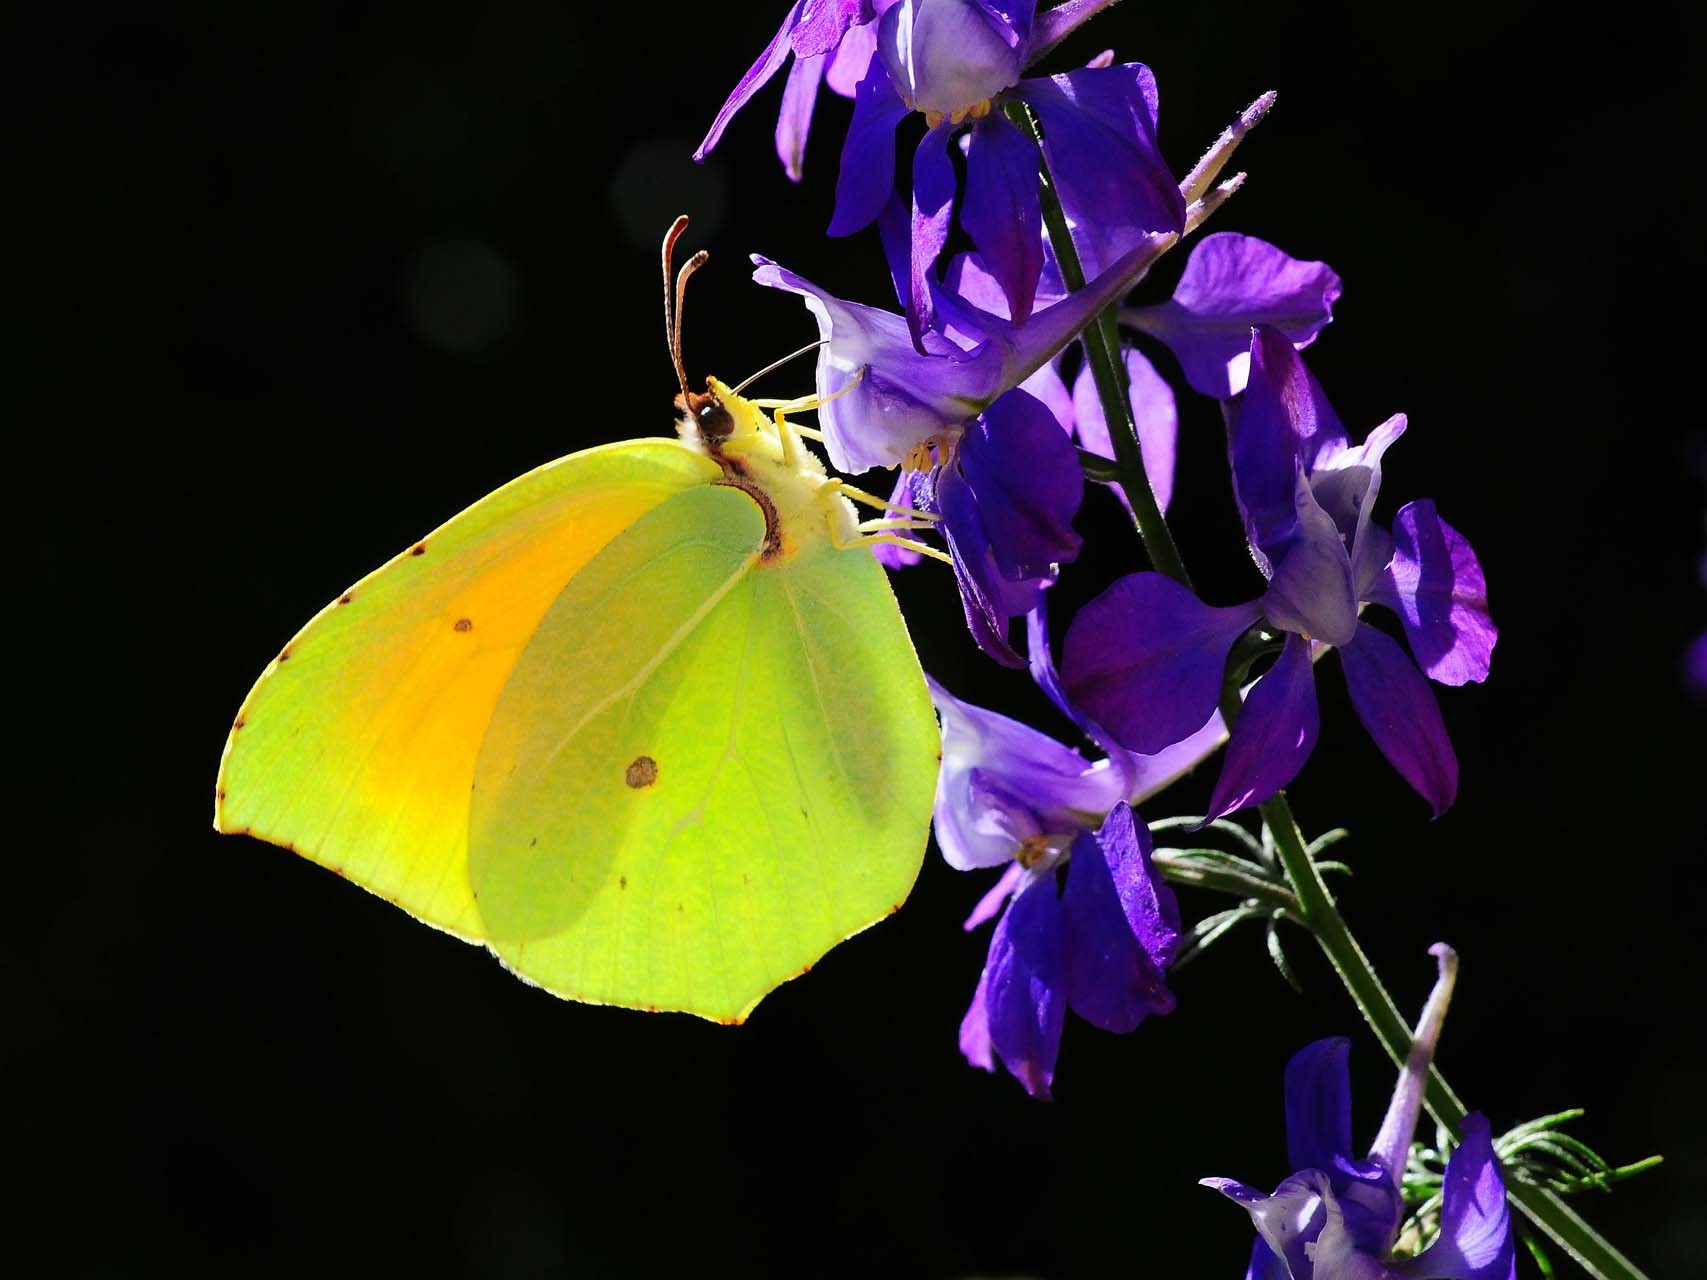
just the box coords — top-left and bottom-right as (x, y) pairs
(703, 0), (1495, 1098)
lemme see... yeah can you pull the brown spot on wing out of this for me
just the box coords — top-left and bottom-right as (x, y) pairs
(410, 543), (427, 556)
(453, 617), (473, 633)
(625, 755), (659, 788)
(338, 593), (354, 605)
(618, 874), (628, 889)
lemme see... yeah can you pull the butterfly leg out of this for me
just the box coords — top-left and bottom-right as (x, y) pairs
(752, 369), (867, 470)
(826, 480), (936, 523)
(821, 498), (950, 564)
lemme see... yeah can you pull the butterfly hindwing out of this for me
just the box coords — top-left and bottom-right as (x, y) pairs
(467, 484), (937, 1022)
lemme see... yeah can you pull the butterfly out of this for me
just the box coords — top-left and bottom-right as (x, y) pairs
(214, 218), (942, 1024)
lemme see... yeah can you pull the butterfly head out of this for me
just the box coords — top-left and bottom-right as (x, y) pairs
(675, 378), (735, 444)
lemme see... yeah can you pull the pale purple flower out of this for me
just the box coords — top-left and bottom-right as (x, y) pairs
(1062, 327), (1496, 818)
(751, 226), (1178, 474)
(1204, 945), (1516, 1280)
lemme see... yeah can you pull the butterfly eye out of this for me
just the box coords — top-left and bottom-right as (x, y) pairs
(696, 399), (734, 440)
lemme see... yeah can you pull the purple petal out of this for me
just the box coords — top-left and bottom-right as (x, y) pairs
(1243, 1240), (1290, 1280)
(1026, 599), (1228, 801)
(827, 59), (909, 236)
(1310, 414), (1407, 595)
(928, 672), (1128, 868)
(876, 188), (914, 312)
(981, 875), (1066, 1098)
(791, 0), (876, 57)
(879, 0), (1026, 117)
(942, 250), (1014, 319)
(775, 51), (829, 182)
(1402, 1115), (1516, 1280)
(1062, 572), (1261, 757)
(1124, 233), (1342, 399)
(825, 17), (881, 96)
(1060, 803), (1179, 1033)
(1020, 356), (1074, 432)
(1013, 63), (1185, 278)
(1370, 944), (1459, 1186)
(1071, 347), (1177, 512)
(1263, 468), (1359, 647)
(958, 963), (995, 1071)
(964, 861), (1027, 929)
(1338, 622), (1459, 816)
(1284, 1037), (1355, 1174)
(695, 2), (805, 163)
(908, 123), (958, 344)
(1366, 500), (1497, 687)
(871, 467), (933, 568)
(954, 387), (1084, 579)
(961, 113), (1044, 324)
(1231, 327), (1349, 571)
(938, 465), (1035, 665)
(1205, 1172), (1330, 1280)
(1031, 0), (1121, 58)
(1205, 633), (1320, 820)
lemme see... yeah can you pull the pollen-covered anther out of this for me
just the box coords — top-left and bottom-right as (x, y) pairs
(1015, 835), (1052, 869)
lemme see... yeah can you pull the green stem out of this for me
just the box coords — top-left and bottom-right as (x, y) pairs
(1016, 103), (1192, 589)
(1031, 127), (1650, 1277)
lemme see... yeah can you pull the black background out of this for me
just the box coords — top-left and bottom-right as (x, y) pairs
(14, 2), (1704, 1275)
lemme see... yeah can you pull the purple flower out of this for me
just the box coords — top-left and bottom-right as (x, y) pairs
(705, 0), (1181, 341)
(694, 1), (889, 183)
(932, 617), (1227, 1096)
(1203, 945), (1516, 1280)
(1121, 232), (1342, 399)
(1062, 328), (1497, 818)
(751, 227), (1178, 475)
(958, 801), (1180, 1098)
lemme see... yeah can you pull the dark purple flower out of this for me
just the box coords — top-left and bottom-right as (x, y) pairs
(1121, 232), (1342, 399)
(1203, 945), (1516, 1280)
(790, 0), (1183, 340)
(1062, 328), (1496, 818)
(694, 1), (889, 183)
(751, 226), (1178, 474)
(959, 802), (1180, 1098)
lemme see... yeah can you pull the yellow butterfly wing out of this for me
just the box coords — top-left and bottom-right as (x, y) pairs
(214, 438), (720, 939)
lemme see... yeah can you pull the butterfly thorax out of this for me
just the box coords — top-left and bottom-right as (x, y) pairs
(676, 376), (858, 563)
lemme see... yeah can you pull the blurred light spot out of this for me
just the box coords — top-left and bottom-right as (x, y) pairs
(400, 238), (521, 356)
(608, 135), (728, 252)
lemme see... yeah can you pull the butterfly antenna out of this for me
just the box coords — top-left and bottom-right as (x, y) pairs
(661, 215), (693, 402)
(730, 339), (828, 397)
(674, 249), (710, 383)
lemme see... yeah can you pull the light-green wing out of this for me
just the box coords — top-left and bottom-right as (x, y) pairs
(467, 482), (939, 1022)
